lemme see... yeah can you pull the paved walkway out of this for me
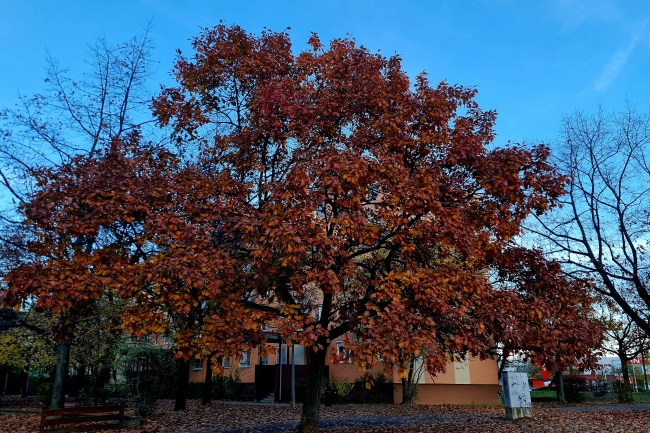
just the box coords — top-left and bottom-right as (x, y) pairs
(180, 414), (451, 433)
(176, 403), (650, 433)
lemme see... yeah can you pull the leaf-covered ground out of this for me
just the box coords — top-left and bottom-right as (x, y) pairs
(2, 401), (650, 432)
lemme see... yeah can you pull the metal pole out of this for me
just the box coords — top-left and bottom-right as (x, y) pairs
(290, 344), (295, 408)
(3, 372), (8, 396)
(642, 346), (649, 392)
(278, 339), (283, 403)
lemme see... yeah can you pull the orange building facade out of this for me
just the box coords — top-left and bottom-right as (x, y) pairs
(188, 340), (501, 405)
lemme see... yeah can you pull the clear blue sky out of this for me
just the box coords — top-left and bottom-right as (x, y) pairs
(1, 0), (649, 147)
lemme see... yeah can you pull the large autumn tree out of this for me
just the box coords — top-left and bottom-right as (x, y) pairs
(153, 25), (602, 431)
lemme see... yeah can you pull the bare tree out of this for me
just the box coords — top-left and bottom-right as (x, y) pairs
(529, 103), (650, 336)
(0, 24), (155, 215)
(0, 25), (156, 408)
(602, 311), (648, 402)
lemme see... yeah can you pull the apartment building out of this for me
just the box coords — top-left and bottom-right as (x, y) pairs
(189, 338), (501, 405)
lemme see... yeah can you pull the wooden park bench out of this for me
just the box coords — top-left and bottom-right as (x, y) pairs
(40, 405), (124, 432)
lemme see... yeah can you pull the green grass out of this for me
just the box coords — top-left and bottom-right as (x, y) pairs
(530, 390), (556, 399)
(530, 389), (650, 403)
(587, 390), (650, 402)
(631, 391), (650, 402)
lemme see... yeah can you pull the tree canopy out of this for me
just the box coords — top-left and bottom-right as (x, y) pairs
(1, 24), (604, 431)
(152, 25), (603, 431)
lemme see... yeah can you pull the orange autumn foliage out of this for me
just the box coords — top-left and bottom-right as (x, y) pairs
(151, 25), (603, 431)
(2, 24), (603, 432)
(2, 133), (266, 366)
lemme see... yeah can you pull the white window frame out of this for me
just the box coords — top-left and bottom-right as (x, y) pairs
(239, 352), (250, 368)
(336, 341), (350, 363)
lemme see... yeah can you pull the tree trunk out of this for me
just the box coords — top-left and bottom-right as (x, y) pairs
(99, 366), (111, 387)
(202, 357), (212, 405)
(19, 367), (29, 398)
(299, 346), (327, 433)
(622, 362), (631, 389)
(620, 361), (634, 402)
(497, 352), (508, 381)
(74, 364), (86, 399)
(401, 357), (415, 404)
(614, 350), (634, 402)
(554, 372), (565, 404)
(51, 340), (71, 409)
(401, 378), (411, 404)
(174, 359), (190, 411)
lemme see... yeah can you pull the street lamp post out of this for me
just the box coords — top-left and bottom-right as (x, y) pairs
(642, 346), (649, 392)
(278, 339), (283, 402)
(290, 344), (295, 408)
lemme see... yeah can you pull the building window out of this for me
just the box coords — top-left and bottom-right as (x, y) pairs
(293, 345), (305, 365)
(260, 353), (269, 365)
(224, 358), (231, 369)
(193, 359), (203, 370)
(163, 336), (169, 346)
(336, 341), (350, 363)
(240, 352), (251, 368)
(315, 305), (322, 322)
